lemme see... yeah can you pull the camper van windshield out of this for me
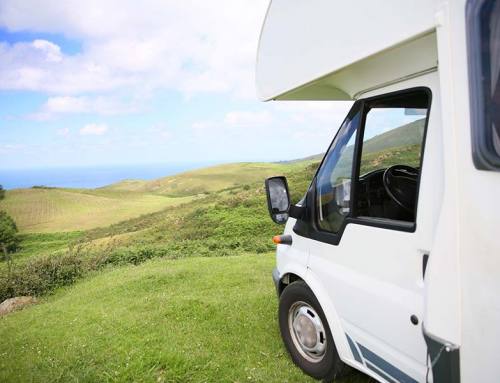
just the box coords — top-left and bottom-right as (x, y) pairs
(316, 111), (360, 233)
(315, 89), (429, 234)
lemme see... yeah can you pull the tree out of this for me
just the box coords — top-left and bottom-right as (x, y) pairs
(0, 211), (19, 258)
(0, 185), (4, 200)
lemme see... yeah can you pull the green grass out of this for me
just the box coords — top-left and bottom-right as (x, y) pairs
(0, 162), (301, 234)
(0, 232), (82, 271)
(0, 188), (194, 233)
(359, 144), (421, 175)
(0, 254), (369, 383)
(0, 159), (318, 302)
(362, 118), (425, 155)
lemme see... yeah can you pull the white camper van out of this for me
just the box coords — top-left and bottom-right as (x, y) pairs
(258, 1), (500, 382)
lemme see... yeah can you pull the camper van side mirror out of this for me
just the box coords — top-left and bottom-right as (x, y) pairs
(265, 176), (290, 224)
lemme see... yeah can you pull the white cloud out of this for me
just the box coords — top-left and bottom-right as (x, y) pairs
(224, 110), (273, 128)
(30, 95), (142, 120)
(0, 0), (269, 98)
(0, 143), (26, 154)
(79, 123), (108, 136)
(272, 101), (353, 125)
(150, 123), (173, 140)
(32, 39), (62, 62)
(0, 40), (127, 94)
(57, 127), (70, 136)
(47, 96), (87, 113)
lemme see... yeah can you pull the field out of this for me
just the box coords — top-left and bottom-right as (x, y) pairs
(1, 153), (421, 382)
(0, 254), (370, 383)
(0, 159), (319, 298)
(0, 188), (194, 233)
(0, 162), (300, 234)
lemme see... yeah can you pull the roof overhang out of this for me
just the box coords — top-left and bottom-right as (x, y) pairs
(256, 0), (439, 101)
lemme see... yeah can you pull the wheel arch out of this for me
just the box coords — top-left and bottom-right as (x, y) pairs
(279, 267), (365, 371)
(277, 272), (304, 296)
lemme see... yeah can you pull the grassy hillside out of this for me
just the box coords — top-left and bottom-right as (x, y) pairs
(363, 118), (425, 154)
(0, 137), (428, 382)
(360, 144), (421, 175)
(0, 188), (194, 233)
(0, 162), (299, 234)
(0, 159), (318, 298)
(0, 158), (367, 382)
(105, 162), (293, 197)
(327, 119), (424, 179)
(0, 254), (369, 383)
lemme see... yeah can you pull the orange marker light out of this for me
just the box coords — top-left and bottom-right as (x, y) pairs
(272, 234), (292, 245)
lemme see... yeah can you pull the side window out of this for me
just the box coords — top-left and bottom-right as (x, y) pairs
(467, 0), (500, 170)
(316, 111), (360, 233)
(355, 90), (429, 223)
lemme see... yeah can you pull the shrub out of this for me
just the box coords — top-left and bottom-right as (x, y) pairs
(0, 252), (86, 301)
(0, 211), (19, 253)
(0, 161), (318, 302)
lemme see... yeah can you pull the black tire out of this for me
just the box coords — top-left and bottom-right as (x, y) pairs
(279, 281), (347, 382)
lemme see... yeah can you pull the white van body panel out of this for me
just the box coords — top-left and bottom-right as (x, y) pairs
(256, 0), (437, 100)
(275, 217), (309, 274)
(423, 1), (463, 347)
(306, 72), (443, 383)
(302, 267), (388, 382)
(260, 0), (500, 381)
(433, 1), (500, 381)
(277, 227), (388, 382)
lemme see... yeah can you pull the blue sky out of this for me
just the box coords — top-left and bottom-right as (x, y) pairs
(0, 1), (353, 169)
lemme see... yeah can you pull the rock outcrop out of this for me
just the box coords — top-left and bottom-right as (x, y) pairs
(0, 296), (37, 316)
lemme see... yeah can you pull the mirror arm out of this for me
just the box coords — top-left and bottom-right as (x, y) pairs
(289, 204), (306, 220)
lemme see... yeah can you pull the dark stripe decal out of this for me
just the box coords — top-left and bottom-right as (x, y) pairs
(358, 344), (418, 383)
(365, 361), (398, 383)
(346, 334), (363, 363)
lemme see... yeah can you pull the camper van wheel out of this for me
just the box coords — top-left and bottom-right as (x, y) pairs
(279, 281), (346, 382)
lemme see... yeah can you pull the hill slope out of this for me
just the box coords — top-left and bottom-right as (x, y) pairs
(282, 117), (425, 166)
(363, 118), (425, 154)
(0, 255), (315, 382)
(0, 162), (298, 233)
(0, 188), (193, 233)
(104, 162), (291, 197)
(0, 116), (425, 234)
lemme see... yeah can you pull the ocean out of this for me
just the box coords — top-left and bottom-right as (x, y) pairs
(0, 163), (213, 190)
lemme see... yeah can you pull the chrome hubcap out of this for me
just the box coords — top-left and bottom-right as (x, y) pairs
(288, 301), (327, 363)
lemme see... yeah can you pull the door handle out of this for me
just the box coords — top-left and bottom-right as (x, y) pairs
(422, 253), (429, 279)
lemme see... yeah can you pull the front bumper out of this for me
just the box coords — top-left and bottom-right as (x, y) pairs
(272, 267), (280, 297)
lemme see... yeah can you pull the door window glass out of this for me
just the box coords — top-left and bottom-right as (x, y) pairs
(355, 91), (429, 222)
(316, 111), (360, 233)
(467, 0), (500, 169)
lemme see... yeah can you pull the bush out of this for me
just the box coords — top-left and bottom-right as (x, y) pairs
(0, 252), (86, 301)
(0, 185), (4, 200)
(0, 161), (318, 302)
(0, 211), (19, 253)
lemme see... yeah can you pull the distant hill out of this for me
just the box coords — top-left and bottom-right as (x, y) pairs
(0, 188), (194, 233)
(279, 153), (323, 164)
(0, 119), (424, 234)
(363, 118), (425, 154)
(0, 161), (304, 233)
(103, 162), (292, 197)
(280, 117), (425, 165)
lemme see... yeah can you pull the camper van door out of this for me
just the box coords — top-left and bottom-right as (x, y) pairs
(307, 79), (440, 382)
